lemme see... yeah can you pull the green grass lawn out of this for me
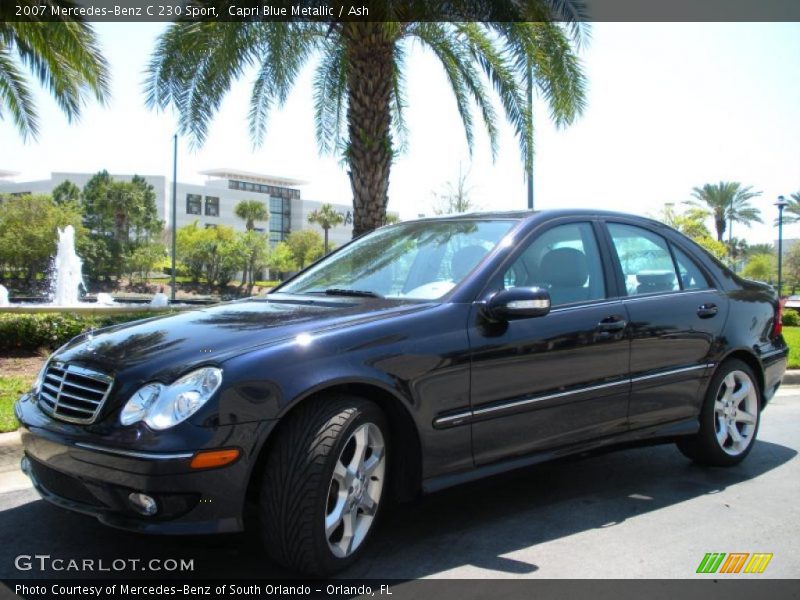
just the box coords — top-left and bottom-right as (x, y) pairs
(0, 375), (30, 433)
(782, 326), (800, 369)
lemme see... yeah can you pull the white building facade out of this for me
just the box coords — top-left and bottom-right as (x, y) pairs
(0, 168), (354, 247)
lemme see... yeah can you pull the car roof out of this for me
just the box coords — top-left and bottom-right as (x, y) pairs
(411, 209), (666, 227)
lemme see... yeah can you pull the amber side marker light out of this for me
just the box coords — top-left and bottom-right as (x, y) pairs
(190, 448), (240, 469)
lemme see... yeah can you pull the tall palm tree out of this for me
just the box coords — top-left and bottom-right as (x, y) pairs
(307, 203), (345, 254)
(1, 1), (109, 140)
(688, 182), (763, 242)
(781, 191), (800, 225)
(146, 5), (587, 237)
(234, 199), (269, 231)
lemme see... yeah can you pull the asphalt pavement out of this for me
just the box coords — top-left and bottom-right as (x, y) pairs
(0, 388), (798, 580)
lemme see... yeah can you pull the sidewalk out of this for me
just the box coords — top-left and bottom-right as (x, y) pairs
(0, 430), (28, 493)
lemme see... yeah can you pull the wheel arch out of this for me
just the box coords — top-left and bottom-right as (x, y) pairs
(246, 380), (423, 506)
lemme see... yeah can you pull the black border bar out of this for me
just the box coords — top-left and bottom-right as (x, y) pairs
(2, 0), (800, 23)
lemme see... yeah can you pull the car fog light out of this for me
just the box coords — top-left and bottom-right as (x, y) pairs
(128, 492), (158, 516)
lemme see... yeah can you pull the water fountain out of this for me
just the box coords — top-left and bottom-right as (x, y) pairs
(51, 225), (86, 306)
(0, 225), (196, 314)
(150, 292), (169, 307)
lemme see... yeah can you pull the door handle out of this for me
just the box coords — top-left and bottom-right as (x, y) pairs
(697, 303), (718, 318)
(596, 315), (627, 334)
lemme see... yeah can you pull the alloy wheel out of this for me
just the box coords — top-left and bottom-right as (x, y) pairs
(713, 370), (758, 456)
(325, 422), (386, 558)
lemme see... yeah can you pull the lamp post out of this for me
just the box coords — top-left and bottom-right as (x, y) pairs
(776, 195), (788, 297)
(170, 133), (178, 302)
(728, 196), (734, 270)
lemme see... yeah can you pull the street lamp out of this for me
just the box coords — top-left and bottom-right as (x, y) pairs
(170, 133), (178, 303)
(776, 195), (789, 297)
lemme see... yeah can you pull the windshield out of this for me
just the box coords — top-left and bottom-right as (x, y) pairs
(278, 219), (516, 300)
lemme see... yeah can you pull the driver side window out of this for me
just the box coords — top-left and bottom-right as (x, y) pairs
(503, 222), (606, 307)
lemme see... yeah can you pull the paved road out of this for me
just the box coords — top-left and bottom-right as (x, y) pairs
(1, 389), (799, 580)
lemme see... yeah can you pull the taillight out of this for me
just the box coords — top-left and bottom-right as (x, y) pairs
(773, 299), (784, 337)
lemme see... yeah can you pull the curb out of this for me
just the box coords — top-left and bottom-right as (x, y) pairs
(781, 370), (800, 385)
(0, 430), (21, 448)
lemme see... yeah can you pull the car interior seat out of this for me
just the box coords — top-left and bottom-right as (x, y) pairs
(636, 271), (677, 295)
(450, 245), (488, 281)
(538, 247), (590, 305)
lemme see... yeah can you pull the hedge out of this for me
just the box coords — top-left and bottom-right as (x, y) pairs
(783, 309), (800, 328)
(0, 312), (164, 352)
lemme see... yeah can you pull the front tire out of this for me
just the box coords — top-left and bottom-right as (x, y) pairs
(259, 395), (388, 575)
(677, 359), (761, 466)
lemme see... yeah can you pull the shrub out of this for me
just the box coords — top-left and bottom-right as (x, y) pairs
(0, 312), (162, 352)
(783, 309), (800, 328)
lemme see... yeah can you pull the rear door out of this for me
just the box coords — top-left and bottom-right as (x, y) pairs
(603, 221), (729, 429)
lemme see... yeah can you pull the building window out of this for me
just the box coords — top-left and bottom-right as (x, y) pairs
(228, 179), (300, 200)
(205, 223), (217, 229)
(205, 196), (219, 216)
(186, 194), (201, 215)
(269, 196), (291, 242)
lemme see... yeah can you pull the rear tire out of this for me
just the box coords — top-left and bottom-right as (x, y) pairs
(677, 359), (761, 466)
(259, 395), (388, 575)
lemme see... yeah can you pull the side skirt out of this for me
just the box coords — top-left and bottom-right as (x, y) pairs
(421, 418), (699, 494)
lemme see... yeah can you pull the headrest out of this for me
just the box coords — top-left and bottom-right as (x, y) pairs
(451, 245), (487, 280)
(636, 271), (675, 285)
(540, 247), (589, 288)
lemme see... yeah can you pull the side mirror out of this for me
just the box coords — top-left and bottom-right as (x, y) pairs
(484, 287), (551, 321)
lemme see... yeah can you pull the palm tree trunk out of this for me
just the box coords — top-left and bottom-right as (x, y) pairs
(324, 228), (329, 254)
(715, 217), (725, 242)
(344, 25), (394, 238)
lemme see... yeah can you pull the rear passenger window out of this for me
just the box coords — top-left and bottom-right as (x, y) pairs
(607, 223), (679, 296)
(671, 245), (711, 290)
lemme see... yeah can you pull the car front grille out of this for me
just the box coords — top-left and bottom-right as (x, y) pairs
(38, 362), (113, 424)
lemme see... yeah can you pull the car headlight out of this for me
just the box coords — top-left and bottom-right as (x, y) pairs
(120, 367), (223, 430)
(31, 362), (48, 396)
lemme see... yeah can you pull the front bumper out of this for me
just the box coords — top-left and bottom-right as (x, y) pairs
(15, 394), (275, 534)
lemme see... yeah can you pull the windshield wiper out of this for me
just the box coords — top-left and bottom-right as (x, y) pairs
(323, 288), (383, 298)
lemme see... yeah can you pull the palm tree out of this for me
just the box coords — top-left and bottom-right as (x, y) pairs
(781, 191), (800, 225)
(234, 200), (269, 231)
(688, 182), (763, 242)
(307, 204), (344, 254)
(146, 6), (587, 237)
(1, 2), (109, 140)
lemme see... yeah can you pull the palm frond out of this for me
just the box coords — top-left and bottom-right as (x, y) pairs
(390, 41), (409, 155)
(313, 34), (348, 155)
(0, 46), (38, 139)
(410, 22), (476, 155)
(0, 3), (108, 140)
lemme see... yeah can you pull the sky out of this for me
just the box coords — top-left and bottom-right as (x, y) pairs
(0, 22), (799, 244)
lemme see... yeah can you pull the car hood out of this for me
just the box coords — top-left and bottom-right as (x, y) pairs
(53, 294), (430, 382)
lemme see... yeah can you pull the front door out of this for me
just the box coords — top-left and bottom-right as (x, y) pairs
(468, 221), (631, 465)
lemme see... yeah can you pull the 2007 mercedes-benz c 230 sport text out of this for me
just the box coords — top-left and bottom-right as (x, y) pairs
(16, 210), (787, 574)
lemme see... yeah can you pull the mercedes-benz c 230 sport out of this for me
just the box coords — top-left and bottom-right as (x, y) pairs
(16, 210), (787, 574)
